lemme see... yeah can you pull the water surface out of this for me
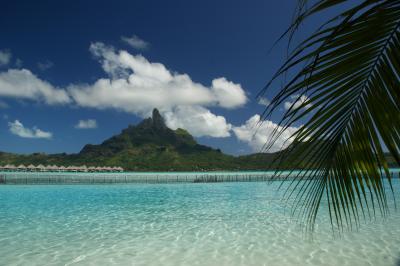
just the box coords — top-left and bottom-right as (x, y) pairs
(0, 180), (399, 266)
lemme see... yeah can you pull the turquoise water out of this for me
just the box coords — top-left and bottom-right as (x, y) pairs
(0, 180), (399, 266)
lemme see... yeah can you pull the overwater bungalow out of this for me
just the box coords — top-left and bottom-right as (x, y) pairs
(80, 165), (88, 172)
(36, 164), (45, 172)
(0, 164), (124, 172)
(26, 164), (35, 171)
(1, 164), (11, 171)
(66, 166), (77, 172)
(17, 164), (26, 171)
(45, 165), (57, 172)
(112, 166), (122, 172)
(7, 165), (17, 171)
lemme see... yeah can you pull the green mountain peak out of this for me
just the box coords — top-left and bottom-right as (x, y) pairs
(1, 108), (343, 171)
(79, 108), (209, 157)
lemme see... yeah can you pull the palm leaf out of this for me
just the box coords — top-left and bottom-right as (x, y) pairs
(262, 0), (400, 232)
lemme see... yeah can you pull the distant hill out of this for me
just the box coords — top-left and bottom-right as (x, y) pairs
(74, 109), (238, 171)
(0, 109), (274, 171)
(0, 109), (397, 171)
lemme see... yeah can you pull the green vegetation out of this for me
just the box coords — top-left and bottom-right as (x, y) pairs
(263, 0), (400, 231)
(0, 109), (274, 171)
(0, 109), (397, 172)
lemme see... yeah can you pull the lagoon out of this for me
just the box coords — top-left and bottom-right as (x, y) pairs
(0, 178), (399, 265)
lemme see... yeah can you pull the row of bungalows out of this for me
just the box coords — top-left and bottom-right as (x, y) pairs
(0, 164), (124, 172)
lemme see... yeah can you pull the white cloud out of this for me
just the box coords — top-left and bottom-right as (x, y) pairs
(0, 69), (71, 105)
(37, 60), (54, 71)
(284, 94), (312, 111)
(67, 42), (247, 137)
(69, 43), (247, 111)
(258, 97), (270, 107)
(8, 120), (52, 139)
(233, 114), (299, 152)
(163, 106), (231, 138)
(0, 50), (12, 66)
(0, 42), (248, 139)
(121, 35), (149, 50)
(75, 119), (98, 129)
(211, 77), (247, 108)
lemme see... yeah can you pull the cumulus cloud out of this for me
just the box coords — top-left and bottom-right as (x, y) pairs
(163, 106), (232, 137)
(121, 35), (149, 50)
(258, 97), (270, 107)
(233, 114), (299, 152)
(0, 50), (12, 66)
(0, 69), (71, 105)
(37, 60), (54, 71)
(8, 120), (52, 139)
(0, 42), (248, 139)
(67, 42), (247, 137)
(75, 119), (98, 129)
(211, 77), (247, 109)
(69, 43), (247, 111)
(284, 94), (312, 111)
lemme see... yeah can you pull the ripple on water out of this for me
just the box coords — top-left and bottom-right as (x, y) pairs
(0, 181), (399, 266)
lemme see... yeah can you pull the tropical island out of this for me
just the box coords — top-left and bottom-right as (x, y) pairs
(0, 108), (397, 172)
(0, 109), (277, 171)
(1, 1), (400, 266)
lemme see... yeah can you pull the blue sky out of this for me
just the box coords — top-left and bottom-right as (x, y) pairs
(0, 0), (312, 155)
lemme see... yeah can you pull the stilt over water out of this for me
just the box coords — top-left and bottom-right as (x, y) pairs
(0, 170), (399, 184)
(0, 172), (275, 184)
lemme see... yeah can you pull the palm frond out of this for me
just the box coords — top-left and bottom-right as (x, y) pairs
(263, 0), (400, 232)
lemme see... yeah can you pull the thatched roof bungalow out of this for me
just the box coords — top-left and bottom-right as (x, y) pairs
(0, 164), (124, 172)
(7, 164), (16, 170)
(79, 165), (88, 172)
(17, 164), (26, 170)
(67, 166), (78, 172)
(36, 164), (45, 171)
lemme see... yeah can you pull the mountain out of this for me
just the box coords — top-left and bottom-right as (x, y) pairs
(0, 109), (262, 171)
(0, 109), (397, 171)
(80, 109), (212, 157)
(74, 109), (237, 170)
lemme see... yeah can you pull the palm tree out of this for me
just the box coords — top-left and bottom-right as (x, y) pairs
(262, 0), (400, 232)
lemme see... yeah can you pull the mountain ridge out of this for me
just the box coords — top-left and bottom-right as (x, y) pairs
(0, 109), (252, 171)
(0, 109), (397, 171)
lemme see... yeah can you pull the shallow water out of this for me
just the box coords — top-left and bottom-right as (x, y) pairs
(0, 180), (399, 266)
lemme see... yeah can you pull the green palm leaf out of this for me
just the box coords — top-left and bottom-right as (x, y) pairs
(262, 0), (400, 232)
